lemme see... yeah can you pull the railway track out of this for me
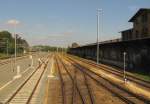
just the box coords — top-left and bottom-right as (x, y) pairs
(56, 56), (82, 104)
(55, 57), (66, 104)
(69, 55), (150, 89)
(57, 55), (95, 104)
(65, 55), (150, 104)
(3, 54), (50, 104)
(55, 56), (85, 104)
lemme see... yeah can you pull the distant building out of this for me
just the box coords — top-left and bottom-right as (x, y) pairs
(121, 8), (150, 41)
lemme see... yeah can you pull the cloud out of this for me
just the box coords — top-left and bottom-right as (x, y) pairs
(6, 19), (20, 25)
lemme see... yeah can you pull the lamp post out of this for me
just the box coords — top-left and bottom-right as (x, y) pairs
(123, 52), (127, 83)
(7, 19), (20, 73)
(97, 9), (102, 64)
(14, 25), (17, 68)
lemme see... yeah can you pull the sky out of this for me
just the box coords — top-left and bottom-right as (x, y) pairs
(0, 0), (149, 47)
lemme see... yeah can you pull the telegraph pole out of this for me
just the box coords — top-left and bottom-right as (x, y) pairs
(7, 19), (20, 73)
(14, 24), (17, 69)
(97, 9), (102, 64)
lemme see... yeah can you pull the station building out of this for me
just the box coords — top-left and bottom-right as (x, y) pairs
(68, 8), (150, 73)
(121, 8), (150, 41)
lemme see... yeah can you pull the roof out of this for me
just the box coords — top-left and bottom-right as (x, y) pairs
(129, 8), (150, 22)
(70, 37), (150, 49)
(119, 28), (133, 33)
(74, 38), (122, 48)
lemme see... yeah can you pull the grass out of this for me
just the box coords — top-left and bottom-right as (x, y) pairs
(0, 53), (24, 60)
(131, 71), (150, 82)
(71, 55), (150, 82)
(0, 53), (10, 59)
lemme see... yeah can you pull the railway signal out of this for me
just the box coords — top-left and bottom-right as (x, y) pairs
(123, 52), (127, 83)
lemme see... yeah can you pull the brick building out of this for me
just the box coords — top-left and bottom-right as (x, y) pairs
(68, 8), (150, 73)
(121, 8), (150, 41)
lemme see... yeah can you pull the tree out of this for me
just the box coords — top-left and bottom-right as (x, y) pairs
(71, 42), (79, 48)
(0, 31), (29, 54)
(32, 45), (67, 52)
(0, 31), (13, 39)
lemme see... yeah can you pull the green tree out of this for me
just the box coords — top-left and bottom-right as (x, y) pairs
(0, 31), (29, 55)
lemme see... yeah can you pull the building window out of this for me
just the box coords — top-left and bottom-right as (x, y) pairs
(128, 34), (132, 39)
(135, 30), (139, 38)
(142, 28), (148, 37)
(136, 34), (139, 38)
(141, 13), (148, 23)
(135, 19), (139, 25)
(123, 34), (126, 40)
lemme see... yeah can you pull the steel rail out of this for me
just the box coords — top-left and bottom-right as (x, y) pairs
(56, 55), (85, 104)
(67, 56), (150, 104)
(5, 54), (50, 104)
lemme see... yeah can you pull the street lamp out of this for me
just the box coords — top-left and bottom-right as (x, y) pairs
(7, 19), (20, 71)
(14, 26), (17, 68)
(97, 9), (102, 64)
(123, 52), (127, 83)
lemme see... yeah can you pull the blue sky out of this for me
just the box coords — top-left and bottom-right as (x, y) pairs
(0, 0), (149, 47)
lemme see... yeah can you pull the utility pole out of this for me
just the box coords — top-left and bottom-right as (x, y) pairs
(7, 19), (20, 73)
(97, 9), (102, 64)
(14, 25), (17, 68)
